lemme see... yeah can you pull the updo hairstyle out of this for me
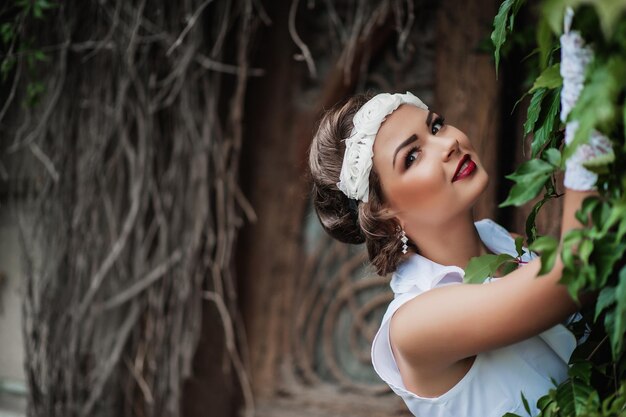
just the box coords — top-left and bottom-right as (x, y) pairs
(308, 94), (412, 276)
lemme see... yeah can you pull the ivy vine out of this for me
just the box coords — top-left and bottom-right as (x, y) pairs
(466, 1), (626, 416)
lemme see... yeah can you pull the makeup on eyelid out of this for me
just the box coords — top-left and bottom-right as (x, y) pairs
(403, 115), (446, 169)
(392, 113), (446, 170)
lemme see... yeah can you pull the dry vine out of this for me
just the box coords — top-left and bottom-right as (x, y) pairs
(0, 0), (262, 416)
(287, 0), (417, 83)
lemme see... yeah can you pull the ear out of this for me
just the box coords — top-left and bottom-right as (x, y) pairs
(392, 215), (405, 232)
(389, 210), (404, 229)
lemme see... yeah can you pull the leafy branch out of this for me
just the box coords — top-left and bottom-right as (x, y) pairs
(470, 1), (626, 416)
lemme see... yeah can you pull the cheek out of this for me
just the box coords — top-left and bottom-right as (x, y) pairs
(387, 165), (449, 213)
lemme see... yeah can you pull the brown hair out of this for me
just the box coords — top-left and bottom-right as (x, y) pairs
(308, 94), (412, 276)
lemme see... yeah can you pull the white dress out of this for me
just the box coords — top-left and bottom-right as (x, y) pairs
(371, 218), (582, 417)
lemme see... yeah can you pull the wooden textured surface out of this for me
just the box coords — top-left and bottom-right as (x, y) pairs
(434, 0), (501, 221)
(234, 1), (514, 416)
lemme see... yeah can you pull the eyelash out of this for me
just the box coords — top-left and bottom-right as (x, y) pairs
(432, 116), (445, 135)
(404, 146), (420, 169)
(404, 116), (446, 169)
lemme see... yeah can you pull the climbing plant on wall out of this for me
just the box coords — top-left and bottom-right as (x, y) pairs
(467, 1), (626, 416)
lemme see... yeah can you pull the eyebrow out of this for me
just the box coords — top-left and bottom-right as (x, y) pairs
(391, 110), (434, 169)
(425, 110), (434, 127)
(392, 134), (418, 169)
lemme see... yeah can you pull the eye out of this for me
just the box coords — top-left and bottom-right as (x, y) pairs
(432, 116), (445, 135)
(404, 146), (420, 169)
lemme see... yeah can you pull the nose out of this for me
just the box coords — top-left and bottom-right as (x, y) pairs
(442, 136), (460, 161)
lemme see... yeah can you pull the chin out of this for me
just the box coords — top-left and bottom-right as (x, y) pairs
(464, 169), (490, 209)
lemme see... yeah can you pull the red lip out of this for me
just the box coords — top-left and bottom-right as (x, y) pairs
(452, 154), (476, 182)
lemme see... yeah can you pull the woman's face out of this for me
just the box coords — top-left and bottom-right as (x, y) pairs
(371, 104), (489, 228)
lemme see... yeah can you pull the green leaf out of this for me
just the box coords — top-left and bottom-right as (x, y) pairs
(543, 148), (561, 168)
(520, 391), (531, 415)
(602, 383), (626, 412)
(591, 201), (612, 230)
(15, 0), (31, 12)
(568, 360), (593, 384)
(561, 231), (580, 266)
(463, 253), (515, 284)
(593, 0), (626, 39)
(37, 0), (57, 9)
(617, 216), (626, 243)
(529, 235), (558, 276)
(514, 236), (525, 258)
(32, 50), (48, 62)
(582, 149), (615, 174)
(529, 63), (562, 93)
(622, 97), (626, 143)
(0, 57), (16, 82)
(523, 88), (546, 137)
(500, 261), (519, 276)
(491, 0), (526, 78)
(32, 0), (56, 19)
(540, 0), (625, 38)
(0, 23), (14, 45)
(574, 196), (600, 226)
(25, 81), (45, 108)
(604, 309), (617, 358)
(600, 200), (626, 235)
(555, 376), (599, 416)
(544, 175), (556, 196)
(594, 286), (616, 322)
(612, 266), (626, 358)
(592, 240), (626, 288)
(531, 88), (561, 158)
(541, 0), (566, 36)
(525, 195), (550, 245)
(537, 16), (554, 70)
(578, 238), (593, 264)
(499, 159), (556, 207)
(537, 392), (557, 413)
(33, 4), (43, 18)
(561, 265), (586, 303)
(499, 179), (549, 208)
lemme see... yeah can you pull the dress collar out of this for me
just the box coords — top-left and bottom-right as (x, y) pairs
(389, 218), (532, 296)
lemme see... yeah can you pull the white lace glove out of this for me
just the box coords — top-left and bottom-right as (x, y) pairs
(560, 7), (614, 191)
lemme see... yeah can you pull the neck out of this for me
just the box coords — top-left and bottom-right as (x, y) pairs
(405, 210), (493, 270)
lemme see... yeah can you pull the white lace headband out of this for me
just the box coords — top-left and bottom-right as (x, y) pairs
(337, 91), (428, 203)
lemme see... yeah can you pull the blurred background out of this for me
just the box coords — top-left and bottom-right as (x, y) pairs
(0, 0), (562, 416)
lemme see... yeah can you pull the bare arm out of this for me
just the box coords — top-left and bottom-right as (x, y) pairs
(391, 188), (598, 368)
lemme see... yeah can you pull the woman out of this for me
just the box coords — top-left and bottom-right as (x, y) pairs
(307, 14), (611, 415)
